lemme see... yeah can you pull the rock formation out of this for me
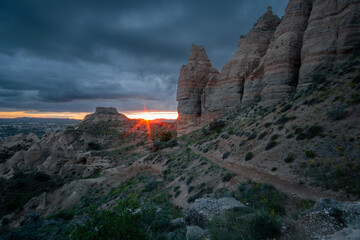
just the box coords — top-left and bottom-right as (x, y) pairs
(176, 1), (360, 134)
(176, 45), (218, 133)
(83, 107), (128, 123)
(202, 6), (281, 116)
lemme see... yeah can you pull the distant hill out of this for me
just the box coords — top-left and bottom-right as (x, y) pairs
(0, 117), (81, 124)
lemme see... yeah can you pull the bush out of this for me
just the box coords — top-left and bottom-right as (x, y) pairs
(87, 142), (102, 151)
(311, 73), (326, 84)
(284, 154), (295, 163)
(237, 180), (287, 215)
(208, 209), (282, 240)
(270, 134), (279, 141)
(281, 104), (292, 112)
(209, 120), (226, 133)
(327, 105), (348, 120)
(159, 131), (173, 142)
(222, 173), (233, 182)
(305, 150), (316, 158)
(245, 152), (253, 161)
(265, 141), (277, 151)
(247, 133), (257, 140)
(222, 152), (230, 159)
(258, 132), (267, 140)
(276, 115), (296, 125)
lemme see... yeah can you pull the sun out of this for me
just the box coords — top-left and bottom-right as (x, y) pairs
(124, 111), (178, 120)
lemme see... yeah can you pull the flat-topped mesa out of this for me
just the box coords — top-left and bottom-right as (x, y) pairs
(83, 107), (129, 123)
(201, 6), (280, 120)
(177, 44), (219, 134)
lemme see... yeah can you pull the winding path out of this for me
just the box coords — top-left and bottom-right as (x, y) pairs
(189, 145), (347, 201)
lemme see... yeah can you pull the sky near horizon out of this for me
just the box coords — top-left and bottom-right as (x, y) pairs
(0, 0), (287, 119)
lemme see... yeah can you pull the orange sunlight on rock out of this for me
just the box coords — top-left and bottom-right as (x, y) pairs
(0, 111), (90, 120)
(124, 111), (178, 120)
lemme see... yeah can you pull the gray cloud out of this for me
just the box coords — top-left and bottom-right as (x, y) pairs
(0, 0), (287, 114)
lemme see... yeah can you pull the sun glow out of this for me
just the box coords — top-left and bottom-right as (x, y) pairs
(124, 111), (178, 120)
(0, 111), (90, 120)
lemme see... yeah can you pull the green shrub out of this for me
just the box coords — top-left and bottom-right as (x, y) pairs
(209, 120), (226, 133)
(281, 104), (292, 112)
(305, 150), (316, 158)
(264, 122), (272, 128)
(265, 141), (277, 151)
(258, 132), (267, 140)
(222, 152), (230, 159)
(245, 152), (253, 161)
(270, 134), (279, 141)
(159, 132), (173, 142)
(208, 209), (282, 240)
(222, 173), (233, 182)
(311, 73), (326, 84)
(327, 105), (348, 120)
(236, 180), (287, 215)
(247, 133), (257, 140)
(284, 154), (295, 163)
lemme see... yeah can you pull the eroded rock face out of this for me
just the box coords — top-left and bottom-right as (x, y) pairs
(176, 44), (219, 134)
(298, 0), (360, 89)
(176, 1), (360, 134)
(257, 0), (313, 104)
(83, 107), (128, 123)
(202, 6), (280, 115)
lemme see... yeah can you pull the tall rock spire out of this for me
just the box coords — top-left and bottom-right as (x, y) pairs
(176, 44), (218, 134)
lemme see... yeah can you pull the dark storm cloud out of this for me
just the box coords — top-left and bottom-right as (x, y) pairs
(0, 0), (287, 113)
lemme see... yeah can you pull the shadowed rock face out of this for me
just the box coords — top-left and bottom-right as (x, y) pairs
(177, 1), (360, 134)
(298, 0), (360, 89)
(176, 44), (219, 134)
(202, 6), (280, 116)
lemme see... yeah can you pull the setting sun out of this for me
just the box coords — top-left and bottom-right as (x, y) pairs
(124, 111), (178, 120)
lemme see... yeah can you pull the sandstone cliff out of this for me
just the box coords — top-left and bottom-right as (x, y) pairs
(176, 0), (360, 134)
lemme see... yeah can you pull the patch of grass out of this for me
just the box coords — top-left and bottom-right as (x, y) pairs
(275, 115), (296, 125)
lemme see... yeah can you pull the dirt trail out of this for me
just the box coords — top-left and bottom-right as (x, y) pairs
(189, 146), (347, 201)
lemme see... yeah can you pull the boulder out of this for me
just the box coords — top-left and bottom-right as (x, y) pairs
(186, 225), (207, 240)
(184, 197), (244, 228)
(313, 198), (360, 229)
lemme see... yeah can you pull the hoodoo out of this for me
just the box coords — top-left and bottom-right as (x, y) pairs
(176, 0), (360, 134)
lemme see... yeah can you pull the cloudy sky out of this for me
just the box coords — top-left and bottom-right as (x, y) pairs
(0, 0), (287, 118)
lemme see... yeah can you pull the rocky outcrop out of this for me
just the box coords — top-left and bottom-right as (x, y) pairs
(176, 45), (219, 134)
(184, 197), (244, 228)
(256, 0), (313, 104)
(176, 1), (360, 134)
(83, 107), (128, 123)
(202, 6), (280, 115)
